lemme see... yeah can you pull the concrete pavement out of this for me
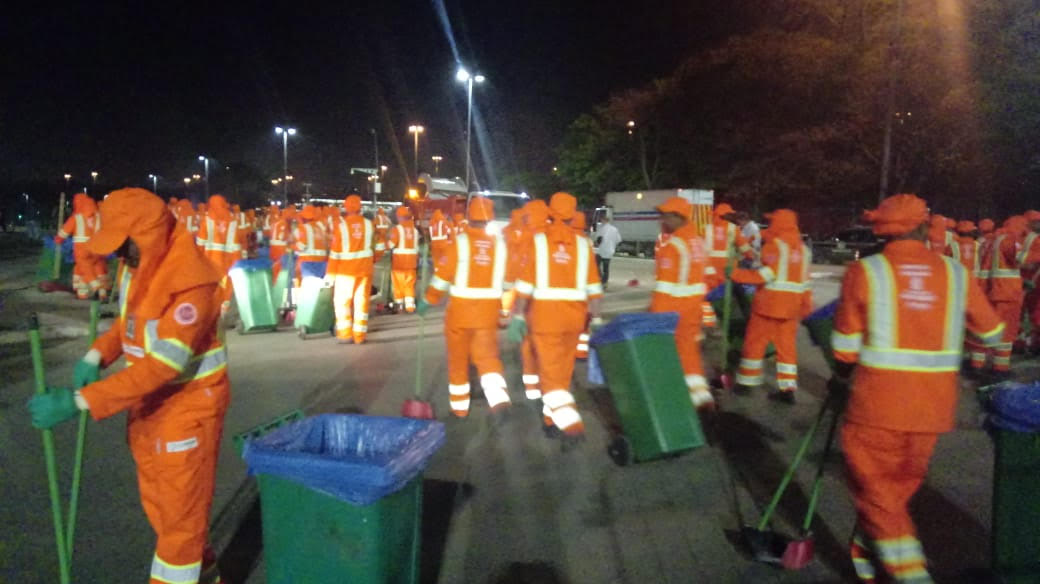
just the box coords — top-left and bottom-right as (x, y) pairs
(1, 253), (1034, 583)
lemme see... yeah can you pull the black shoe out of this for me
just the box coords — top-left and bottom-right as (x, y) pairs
(733, 384), (753, 396)
(768, 390), (796, 404)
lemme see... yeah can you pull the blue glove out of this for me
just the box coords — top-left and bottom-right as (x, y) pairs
(416, 298), (431, 317)
(73, 358), (100, 389)
(506, 316), (528, 343)
(28, 388), (79, 429)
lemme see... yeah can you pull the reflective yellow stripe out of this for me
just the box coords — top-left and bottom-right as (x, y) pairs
(831, 331), (862, 353)
(859, 347), (961, 371)
(1018, 233), (1038, 265)
(450, 233), (506, 299)
(72, 214), (91, 242)
(174, 346), (227, 384)
(861, 255), (898, 348)
(942, 258), (966, 350)
(150, 553), (201, 584)
(763, 240), (809, 293)
(144, 320), (193, 372)
(119, 269), (132, 320)
(654, 281), (706, 296)
(531, 233), (593, 301)
(977, 322), (1005, 345)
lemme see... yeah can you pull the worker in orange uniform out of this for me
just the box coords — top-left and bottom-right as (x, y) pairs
(1019, 210), (1040, 353)
(417, 197), (512, 417)
(262, 204), (280, 243)
(194, 203), (207, 249)
(509, 193), (603, 438)
(513, 199), (550, 400)
(954, 221), (980, 281)
(292, 204), (329, 285)
(730, 209), (812, 402)
(328, 195), (380, 344)
(428, 208), (453, 263)
(926, 214), (953, 257)
(175, 199), (198, 236)
(453, 212), (468, 234)
(388, 206), (419, 312)
(650, 196), (715, 411)
(55, 192), (110, 300)
(269, 205), (295, 283)
(374, 207), (392, 243)
(571, 211), (593, 360)
(980, 216), (1028, 379)
(29, 188), (231, 584)
(195, 194), (245, 313)
(704, 202), (752, 290)
(830, 194), (1003, 583)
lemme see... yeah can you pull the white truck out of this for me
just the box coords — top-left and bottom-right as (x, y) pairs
(592, 188), (714, 256)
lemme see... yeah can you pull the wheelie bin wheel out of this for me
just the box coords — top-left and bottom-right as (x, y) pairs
(297, 326), (308, 339)
(235, 319), (245, 335)
(607, 435), (634, 466)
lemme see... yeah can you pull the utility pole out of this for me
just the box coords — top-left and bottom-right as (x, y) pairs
(371, 128), (379, 206)
(878, 0), (904, 204)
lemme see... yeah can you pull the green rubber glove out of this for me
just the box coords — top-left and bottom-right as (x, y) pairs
(590, 316), (605, 333)
(416, 298), (431, 317)
(507, 316), (528, 343)
(28, 387), (79, 429)
(73, 358), (100, 388)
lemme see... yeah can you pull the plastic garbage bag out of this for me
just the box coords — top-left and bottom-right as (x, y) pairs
(805, 299), (838, 323)
(300, 261), (327, 279)
(588, 312), (678, 384)
(705, 283), (757, 302)
(804, 300), (838, 347)
(243, 414), (446, 505)
(231, 258), (273, 272)
(988, 382), (1040, 433)
(42, 237), (75, 264)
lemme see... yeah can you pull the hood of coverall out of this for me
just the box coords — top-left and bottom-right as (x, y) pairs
(523, 200), (550, 231)
(572, 211), (587, 233)
(207, 195), (232, 221)
(956, 221), (976, 236)
(762, 209), (801, 248)
(979, 219), (995, 234)
(1004, 216), (1028, 239)
(72, 193), (97, 217)
(343, 195), (362, 215)
(864, 194), (929, 237)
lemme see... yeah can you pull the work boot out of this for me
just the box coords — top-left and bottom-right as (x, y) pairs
(768, 389), (796, 404)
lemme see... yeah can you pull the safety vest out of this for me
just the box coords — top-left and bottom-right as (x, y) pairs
(1018, 232), (1038, 266)
(430, 219), (451, 245)
(72, 214), (97, 243)
(391, 225), (418, 255)
(956, 237), (981, 278)
(758, 239), (811, 294)
(654, 235), (708, 298)
(329, 216), (374, 261)
(375, 213), (391, 235)
(988, 235), (1020, 281)
(946, 231), (960, 261)
(295, 222), (328, 258)
(527, 232), (595, 301)
(856, 254), (965, 372)
(432, 232), (506, 299)
(116, 267), (227, 385)
(704, 221), (739, 261)
(201, 217), (241, 255)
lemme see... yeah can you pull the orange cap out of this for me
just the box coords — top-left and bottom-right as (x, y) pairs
(979, 218), (995, 233)
(1025, 210), (1040, 222)
(657, 196), (693, 218)
(343, 195), (362, 214)
(87, 188), (171, 255)
(956, 220), (976, 234)
(929, 214), (946, 228)
(549, 192), (577, 220)
(523, 200), (549, 227)
(765, 209), (798, 232)
(208, 194), (229, 210)
(572, 211), (587, 231)
(1005, 215), (1028, 237)
(396, 206), (411, 219)
(713, 203), (735, 217)
(468, 197), (495, 222)
(453, 212), (465, 223)
(945, 217), (955, 230)
(300, 205), (319, 221)
(864, 194), (929, 237)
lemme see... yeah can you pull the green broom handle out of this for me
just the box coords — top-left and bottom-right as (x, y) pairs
(720, 252), (736, 370)
(801, 406), (841, 531)
(756, 395), (831, 531)
(66, 300), (99, 561)
(29, 314), (71, 584)
(414, 243), (429, 398)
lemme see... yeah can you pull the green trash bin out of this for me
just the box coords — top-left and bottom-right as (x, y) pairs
(989, 404), (1040, 580)
(229, 259), (279, 334)
(293, 261), (335, 338)
(242, 414), (446, 584)
(36, 240), (74, 284)
(803, 300), (838, 373)
(590, 312), (707, 465)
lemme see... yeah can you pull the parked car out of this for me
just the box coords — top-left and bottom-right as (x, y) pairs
(813, 226), (882, 264)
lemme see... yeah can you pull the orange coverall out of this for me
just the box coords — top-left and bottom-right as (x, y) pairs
(55, 193), (109, 299)
(704, 204), (751, 289)
(732, 210), (812, 394)
(982, 222), (1026, 372)
(833, 236), (1002, 583)
(424, 204), (512, 417)
(195, 195), (245, 309)
(389, 214), (419, 312)
(293, 206), (329, 284)
(1019, 217), (1040, 349)
(428, 209), (452, 263)
(328, 196), (379, 343)
(80, 188), (230, 584)
(269, 207), (296, 283)
(511, 200), (550, 400)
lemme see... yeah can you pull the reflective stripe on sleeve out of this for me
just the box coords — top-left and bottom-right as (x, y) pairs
(831, 330), (863, 353)
(150, 554), (201, 584)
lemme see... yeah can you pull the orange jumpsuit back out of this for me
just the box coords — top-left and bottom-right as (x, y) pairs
(983, 219), (1027, 372)
(650, 198), (714, 410)
(732, 210), (812, 396)
(55, 193), (109, 300)
(511, 200), (550, 400)
(269, 207), (296, 282)
(428, 209), (452, 263)
(293, 205), (329, 283)
(328, 196), (379, 343)
(80, 188), (230, 584)
(704, 203), (751, 289)
(424, 198), (512, 417)
(514, 195), (602, 435)
(832, 197), (1003, 581)
(1019, 212), (1040, 350)
(195, 195), (245, 310)
(388, 209), (419, 312)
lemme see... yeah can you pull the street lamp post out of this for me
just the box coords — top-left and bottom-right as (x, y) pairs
(370, 128), (380, 205)
(408, 125), (424, 180)
(431, 155), (442, 175)
(456, 68), (485, 191)
(275, 126), (296, 199)
(63, 174), (71, 193)
(198, 156), (209, 198)
(183, 177), (191, 197)
(148, 174), (158, 194)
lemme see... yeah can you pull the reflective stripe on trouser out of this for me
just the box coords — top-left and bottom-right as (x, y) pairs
(391, 269), (417, 309)
(850, 531), (878, 583)
(332, 273), (371, 342)
(701, 301), (717, 327)
(992, 300), (1022, 372)
(738, 313), (799, 391)
(842, 423), (937, 583)
(445, 325), (505, 416)
(673, 311), (709, 409)
(448, 383), (471, 417)
(480, 372), (511, 411)
(965, 337), (987, 369)
(531, 331), (584, 434)
(575, 330), (590, 359)
(131, 381), (228, 584)
(522, 335), (541, 399)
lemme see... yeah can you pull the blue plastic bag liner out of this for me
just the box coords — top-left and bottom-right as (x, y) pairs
(231, 258), (273, 272)
(300, 261), (327, 279)
(42, 237), (75, 264)
(588, 312), (678, 385)
(255, 245), (270, 260)
(243, 414), (446, 505)
(988, 382), (1040, 432)
(805, 299), (838, 323)
(705, 283), (757, 302)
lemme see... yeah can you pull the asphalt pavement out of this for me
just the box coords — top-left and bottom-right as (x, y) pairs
(1, 253), (1035, 584)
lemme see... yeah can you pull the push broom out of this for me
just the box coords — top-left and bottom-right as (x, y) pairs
(401, 241), (435, 419)
(66, 299), (99, 565)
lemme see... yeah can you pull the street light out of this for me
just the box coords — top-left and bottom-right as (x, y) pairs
(626, 120), (636, 135)
(456, 67), (486, 191)
(192, 174), (201, 180)
(198, 156), (210, 198)
(148, 174), (158, 194)
(431, 155), (443, 174)
(63, 174), (71, 191)
(91, 171), (99, 184)
(275, 126), (296, 199)
(408, 125), (424, 179)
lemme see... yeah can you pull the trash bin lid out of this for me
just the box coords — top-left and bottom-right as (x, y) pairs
(989, 382), (1040, 433)
(300, 261), (327, 279)
(231, 258), (273, 272)
(805, 299), (838, 323)
(590, 312), (677, 347)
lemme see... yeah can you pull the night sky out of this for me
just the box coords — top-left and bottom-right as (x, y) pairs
(2, 1), (740, 196)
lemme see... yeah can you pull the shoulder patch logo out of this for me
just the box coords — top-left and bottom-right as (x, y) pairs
(174, 302), (199, 326)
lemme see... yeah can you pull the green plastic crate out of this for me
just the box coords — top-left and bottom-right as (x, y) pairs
(596, 334), (706, 462)
(992, 430), (1040, 582)
(257, 474), (422, 584)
